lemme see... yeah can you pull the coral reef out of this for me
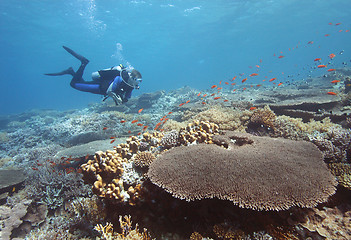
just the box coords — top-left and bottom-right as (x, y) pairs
(81, 148), (144, 205)
(133, 152), (156, 167)
(328, 163), (351, 189)
(160, 130), (179, 149)
(148, 131), (337, 211)
(308, 126), (351, 163)
(183, 105), (252, 132)
(248, 105), (277, 133)
(298, 204), (351, 239)
(178, 120), (219, 145)
(0, 198), (32, 240)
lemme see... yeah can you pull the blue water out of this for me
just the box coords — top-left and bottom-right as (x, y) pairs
(0, 0), (350, 114)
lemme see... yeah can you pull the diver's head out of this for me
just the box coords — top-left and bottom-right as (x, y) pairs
(127, 69), (142, 89)
(91, 71), (101, 81)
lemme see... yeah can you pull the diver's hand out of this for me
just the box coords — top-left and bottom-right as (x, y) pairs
(108, 92), (122, 105)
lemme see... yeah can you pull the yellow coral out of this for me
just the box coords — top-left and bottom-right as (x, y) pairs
(328, 163), (351, 189)
(133, 152), (156, 167)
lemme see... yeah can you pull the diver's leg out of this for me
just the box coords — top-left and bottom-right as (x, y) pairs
(44, 67), (75, 76)
(62, 46), (89, 64)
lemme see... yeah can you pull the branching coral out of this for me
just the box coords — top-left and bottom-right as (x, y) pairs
(133, 152), (156, 167)
(94, 215), (153, 240)
(247, 105), (277, 134)
(328, 163), (351, 189)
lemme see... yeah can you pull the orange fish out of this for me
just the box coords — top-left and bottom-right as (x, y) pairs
(278, 55), (284, 59)
(211, 93), (216, 96)
(256, 84), (261, 87)
(168, 112), (173, 114)
(102, 127), (108, 130)
(256, 65), (260, 68)
(250, 73), (258, 77)
(325, 34), (330, 37)
(278, 82), (283, 86)
(131, 120), (138, 124)
(137, 123), (143, 126)
(327, 92), (337, 95)
(197, 92), (201, 96)
(138, 108), (143, 113)
(242, 78), (247, 83)
(317, 65), (327, 68)
(314, 58), (321, 61)
(143, 126), (148, 131)
(85, 154), (89, 160)
(214, 97), (221, 100)
(327, 69), (335, 72)
(32, 167), (38, 170)
(110, 136), (115, 139)
(185, 100), (190, 104)
(249, 107), (257, 111)
(110, 139), (115, 144)
(179, 103), (185, 107)
(346, 30), (350, 32)
(120, 120), (126, 123)
(137, 132), (142, 135)
(335, 23), (341, 26)
(217, 87), (222, 90)
(225, 82), (229, 85)
(233, 89), (237, 92)
(328, 53), (336, 59)
(202, 102), (206, 104)
(128, 130), (131, 134)
(243, 87), (247, 91)
(331, 80), (340, 83)
(211, 85), (217, 89)
(203, 94), (207, 97)
(219, 81), (222, 84)
(269, 78), (276, 82)
(232, 76), (237, 81)
(223, 100), (228, 102)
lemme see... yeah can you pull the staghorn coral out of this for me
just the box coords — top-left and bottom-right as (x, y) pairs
(133, 152), (156, 167)
(148, 131), (337, 211)
(328, 162), (351, 189)
(94, 215), (153, 240)
(183, 105), (252, 131)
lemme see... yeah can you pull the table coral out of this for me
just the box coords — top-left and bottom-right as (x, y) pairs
(148, 131), (337, 211)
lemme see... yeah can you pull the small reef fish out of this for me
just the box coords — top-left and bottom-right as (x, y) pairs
(317, 65), (327, 68)
(138, 108), (143, 113)
(213, 97), (221, 100)
(278, 83), (283, 86)
(278, 55), (284, 59)
(329, 53), (336, 59)
(131, 120), (138, 124)
(314, 58), (321, 61)
(249, 73), (258, 77)
(179, 103), (185, 107)
(197, 92), (201, 96)
(331, 80), (340, 83)
(110, 139), (115, 144)
(232, 76), (237, 81)
(269, 78), (276, 82)
(327, 92), (337, 95)
(168, 112), (173, 115)
(249, 107), (257, 110)
(325, 34), (330, 37)
(327, 69), (336, 72)
(242, 78), (247, 83)
(102, 127), (108, 130)
(256, 84), (262, 87)
(185, 100), (190, 104)
(137, 123), (143, 127)
(211, 85), (217, 89)
(120, 120), (126, 123)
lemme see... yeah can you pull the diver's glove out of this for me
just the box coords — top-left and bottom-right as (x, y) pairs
(109, 92), (123, 105)
(103, 92), (122, 105)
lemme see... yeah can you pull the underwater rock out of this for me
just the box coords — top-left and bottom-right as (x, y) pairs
(148, 131), (337, 211)
(0, 169), (25, 203)
(136, 91), (164, 109)
(55, 138), (127, 159)
(67, 131), (105, 147)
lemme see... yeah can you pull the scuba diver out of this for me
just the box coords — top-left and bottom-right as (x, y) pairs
(44, 46), (142, 105)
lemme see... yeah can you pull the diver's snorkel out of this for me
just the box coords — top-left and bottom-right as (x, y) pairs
(121, 70), (142, 89)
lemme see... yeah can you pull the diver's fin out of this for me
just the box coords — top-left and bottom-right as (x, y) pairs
(44, 67), (75, 76)
(62, 46), (89, 64)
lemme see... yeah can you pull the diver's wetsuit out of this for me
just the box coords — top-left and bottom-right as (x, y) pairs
(70, 62), (134, 102)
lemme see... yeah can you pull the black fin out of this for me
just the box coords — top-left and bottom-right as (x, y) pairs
(62, 46), (89, 64)
(44, 67), (75, 76)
